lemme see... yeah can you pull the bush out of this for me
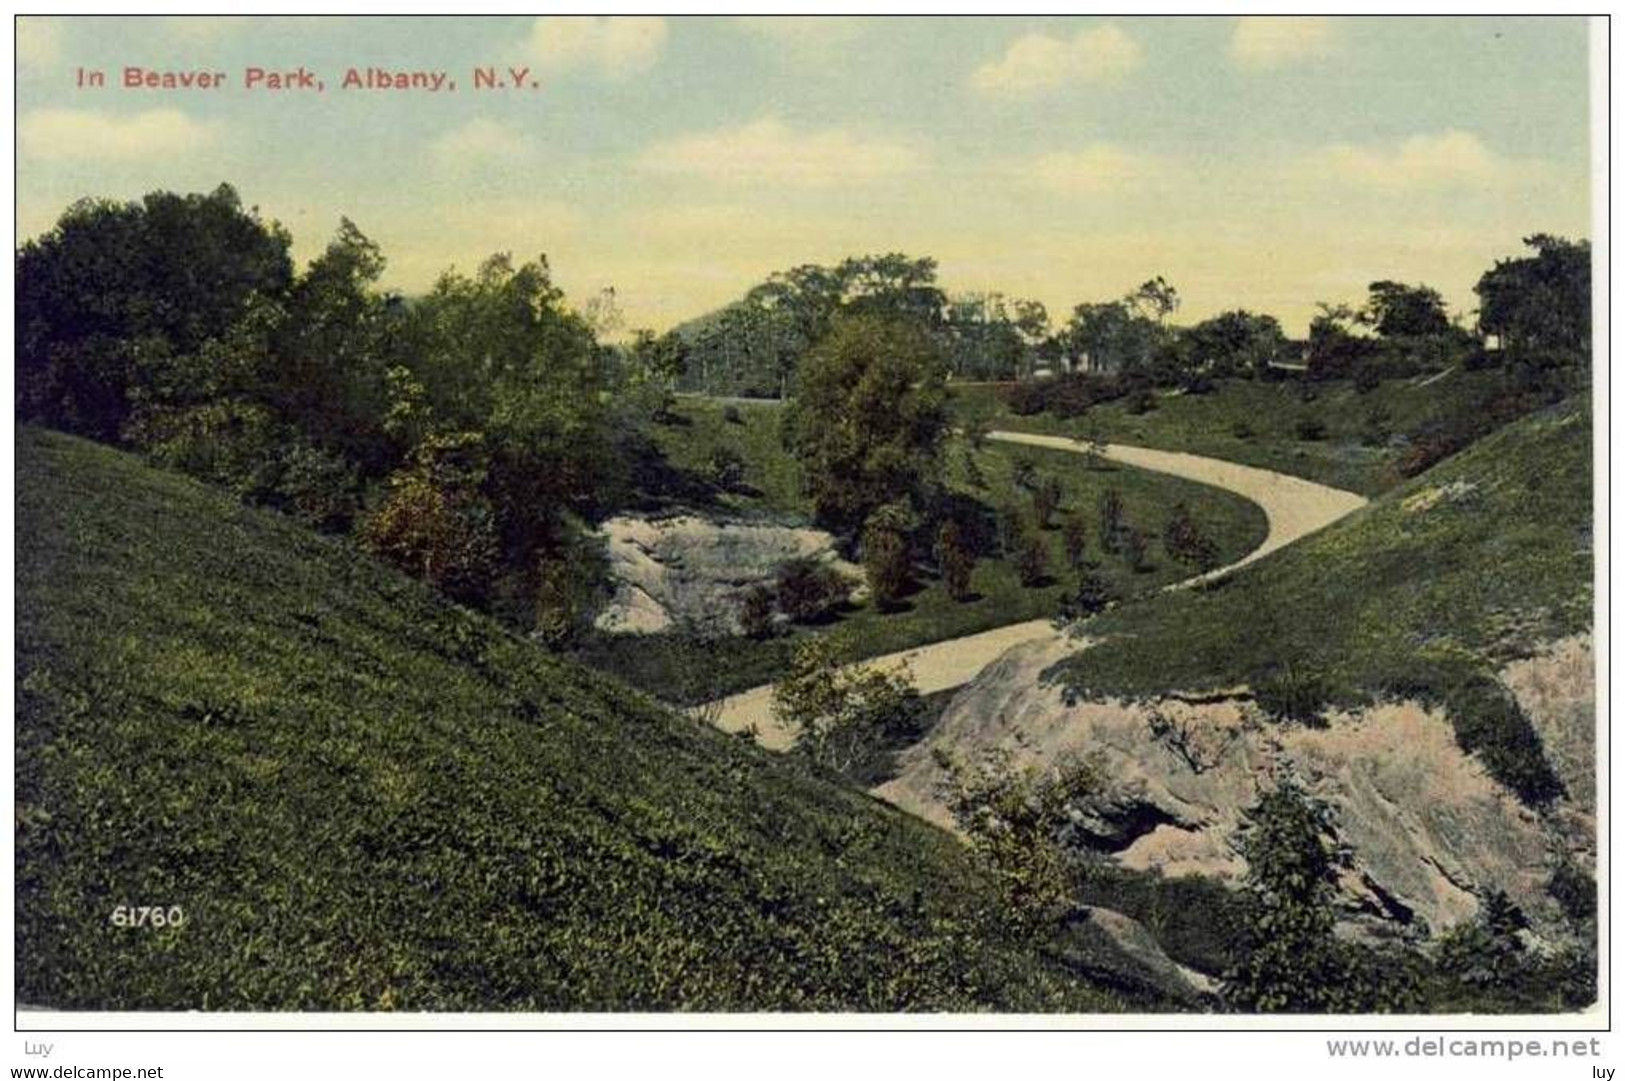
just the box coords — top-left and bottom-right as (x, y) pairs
(1294, 417), (1328, 441)
(1230, 420), (1255, 440)
(1003, 379), (1048, 416)
(1031, 474), (1062, 529)
(936, 520), (976, 602)
(1015, 531), (1051, 587)
(1010, 454), (1038, 491)
(1119, 526), (1152, 573)
(1163, 503), (1219, 572)
(772, 636), (924, 781)
(1252, 661), (1333, 728)
(1060, 511), (1089, 570)
(774, 557), (850, 624)
(737, 584), (777, 639)
(862, 517), (912, 611)
(706, 445), (746, 491)
(275, 443), (360, 532)
(1058, 563), (1112, 620)
(1125, 389), (1159, 415)
(721, 404), (744, 424)
(360, 451), (500, 606)
(1097, 488), (1126, 554)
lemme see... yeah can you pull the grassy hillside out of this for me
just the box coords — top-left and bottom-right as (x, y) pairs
(1052, 398), (1592, 801)
(951, 370), (1514, 496)
(16, 427), (1169, 1012)
(587, 398), (1267, 703)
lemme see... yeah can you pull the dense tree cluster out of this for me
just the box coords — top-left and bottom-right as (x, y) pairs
(16, 184), (660, 644)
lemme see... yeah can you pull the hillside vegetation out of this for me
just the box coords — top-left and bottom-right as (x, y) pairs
(17, 427), (1170, 1012)
(1053, 397), (1592, 803)
(582, 397), (1267, 704)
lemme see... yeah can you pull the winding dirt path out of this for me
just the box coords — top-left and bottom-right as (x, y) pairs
(708, 433), (1368, 749)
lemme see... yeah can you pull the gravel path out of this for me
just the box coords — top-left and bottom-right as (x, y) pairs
(708, 432), (1368, 749)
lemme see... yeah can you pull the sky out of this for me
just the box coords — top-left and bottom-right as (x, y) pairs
(15, 15), (1596, 336)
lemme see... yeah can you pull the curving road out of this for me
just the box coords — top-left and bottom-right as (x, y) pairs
(707, 432), (1368, 749)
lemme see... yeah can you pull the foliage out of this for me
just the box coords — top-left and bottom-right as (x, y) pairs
(861, 514), (913, 612)
(781, 315), (950, 534)
(1251, 661), (1333, 728)
(17, 428), (1141, 1012)
(1015, 530), (1051, 587)
(1222, 780), (1416, 1013)
(1098, 488), (1126, 553)
(16, 184), (294, 441)
(738, 584), (778, 640)
(772, 636), (924, 780)
(935, 520), (976, 602)
(1060, 511), (1090, 570)
(774, 557), (852, 624)
(706, 444), (747, 491)
(1031, 474), (1063, 529)
(1119, 526), (1152, 573)
(1058, 563), (1113, 621)
(937, 748), (1103, 930)
(1163, 503), (1220, 572)
(1475, 234), (1591, 364)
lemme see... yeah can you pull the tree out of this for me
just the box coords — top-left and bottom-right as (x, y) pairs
(862, 513), (913, 611)
(1163, 503), (1220, 572)
(772, 636), (923, 778)
(1058, 562), (1112, 620)
(1120, 525), (1151, 573)
(1015, 530), (1051, 587)
(1031, 474), (1063, 530)
(1127, 276), (1180, 325)
(1098, 488), (1126, 553)
(1221, 779), (1412, 1012)
(936, 519), (976, 601)
(781, 315), (950, 534)
(1180, 310), (1290, 378)
(1475, 234), (1592, 363)
(1306, 303), (1377, 380)
(1057, 301), (1163, 374)
(1360, 280), (1451, 339)
(17, 184), (294, 440)
(1060, 511), (1089, 570)
(937, 748), (1102, 929)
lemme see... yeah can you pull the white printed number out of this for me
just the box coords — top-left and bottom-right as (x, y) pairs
(110, 905), (184, 929)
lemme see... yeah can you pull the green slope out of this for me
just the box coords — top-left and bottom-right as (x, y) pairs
(16, 427), (1166, 1012)
(1053, 397), (1592, 801)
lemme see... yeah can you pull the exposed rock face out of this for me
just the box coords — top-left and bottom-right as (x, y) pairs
(879, 636), (1591, 942)
(595, 514), (861, 635)
(1081, 906), (1218, 1001)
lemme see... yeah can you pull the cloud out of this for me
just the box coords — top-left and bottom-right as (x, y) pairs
(1305, 131), (1533, 192)
(1229, 17), (1337, 70)
(971, 23), (1142, 97)
(430, 118), (532, 164)
(638, 117), (925, 185)
(734, 16), (867, 46)
(527, 16), (667, 80)
(1020, 144), (1164, 194)
(17, 17), (62, 71)
(19, 108), (217, 162)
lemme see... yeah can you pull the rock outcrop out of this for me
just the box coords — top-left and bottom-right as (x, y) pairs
(595, 514), (861, 635)
(878, 636), (1593, 943)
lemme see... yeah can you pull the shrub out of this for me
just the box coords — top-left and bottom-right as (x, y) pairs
(1097, 488), (1126, 554)
(706, 444), (746, 491)
(275, 442), (360, 532)
(1031, 474), (1063, 529)
(1549, 860), (1597, 924)
(774, 557), (850, 624)
(1058, 563), (1112, 620)
(1010, 454), (1038, 491)
(1230, 420), (1255, 440)
(1251, 661), (1334, 728)
(1015, 531), (1051, 587)
(772, 636), (923, 781)
(1060, 511), (1089, 569)
(721, 404), (744, 424)
(1125, 389), (1158, 415)
(1294, 417), (1328, 441)
(862, 516), (912, 611)
(1163, 503), (1219, 572)
(936, 520), (975, 602)
(1003, 379), (1048, 416)
(360, 453), (499, 606)
(737, 584), (777, 639)
(1119, 526), (1152, 573)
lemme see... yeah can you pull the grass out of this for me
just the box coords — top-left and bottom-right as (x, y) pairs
(1048, 397), (1592, 803)
(587, 399), (1268, 704)
(950, 370), (1515, 497)
(17, 426), (1186, 1012)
